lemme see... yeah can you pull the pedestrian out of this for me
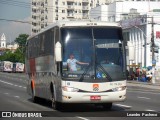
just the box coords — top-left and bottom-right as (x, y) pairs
(126, 70), (129, 80)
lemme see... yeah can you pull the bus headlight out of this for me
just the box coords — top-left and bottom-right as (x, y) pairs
(62, 86), (79, 92)
(112, 86), (126, 92)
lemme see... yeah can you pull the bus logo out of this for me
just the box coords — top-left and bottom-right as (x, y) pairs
(93, 84), (99, 91)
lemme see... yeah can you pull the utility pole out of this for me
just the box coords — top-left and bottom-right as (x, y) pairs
(151, 16), (156, 84)
(151, 16), (155, 62)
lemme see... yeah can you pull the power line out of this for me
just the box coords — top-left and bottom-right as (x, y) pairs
(0, 0), (31, 8)
(0, 0), (31, 5)
(0, 18), (31, 24)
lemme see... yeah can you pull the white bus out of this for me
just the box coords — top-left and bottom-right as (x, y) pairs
(25, 20), (127, 110)
(0, 61), (13, 72)
(12, 62), (25, 73)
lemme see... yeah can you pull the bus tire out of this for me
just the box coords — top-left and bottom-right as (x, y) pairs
(51, 96), (61, 110)
(50, 84), (61, 110)
(102, 103), (112, 110)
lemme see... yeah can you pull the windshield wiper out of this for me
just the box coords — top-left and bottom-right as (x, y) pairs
(97, 64), (112, 81)
(79, 64), (91, 82)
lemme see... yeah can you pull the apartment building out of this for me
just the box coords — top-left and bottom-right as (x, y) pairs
(31, 0), (108, 35)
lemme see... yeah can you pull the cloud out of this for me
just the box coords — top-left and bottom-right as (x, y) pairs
(0, 17), (31, 43)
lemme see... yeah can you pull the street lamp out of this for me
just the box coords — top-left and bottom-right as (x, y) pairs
(134, 26), (147, 38)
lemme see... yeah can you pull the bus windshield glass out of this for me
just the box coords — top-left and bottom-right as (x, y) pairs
(61, 27), (126, 82)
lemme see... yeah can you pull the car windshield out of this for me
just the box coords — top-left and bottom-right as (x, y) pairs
(61, 27), (126, 82)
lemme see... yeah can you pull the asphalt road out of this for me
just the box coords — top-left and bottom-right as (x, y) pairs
(0, 72), (159, 120)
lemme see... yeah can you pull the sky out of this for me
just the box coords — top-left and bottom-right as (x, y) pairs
(0, 0), (31, 43)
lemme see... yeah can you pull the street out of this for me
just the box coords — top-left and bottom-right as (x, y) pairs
(0, 72), (159, 120)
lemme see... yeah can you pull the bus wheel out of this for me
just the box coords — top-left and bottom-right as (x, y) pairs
(51, 95), (61, 110)
(102, 103), (112, 110)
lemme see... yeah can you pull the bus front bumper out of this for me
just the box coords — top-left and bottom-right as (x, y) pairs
(61, 90), (126, 103)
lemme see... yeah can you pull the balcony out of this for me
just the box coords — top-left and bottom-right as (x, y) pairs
(67, 5), (74, 9)
(67, 0), (74, 2)
(67, 13), (74, 18)
(32, 26), (40, 30)
(32, 12), (40, 16)
(82, 0), (89, 3)
(82, 6), (89, 11)
(41, 17), (44, 21)
(32, 6), (38, 10)
(82, 14), (88, 19)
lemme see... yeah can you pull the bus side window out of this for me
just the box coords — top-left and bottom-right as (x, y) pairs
(54, 27), (61, 76)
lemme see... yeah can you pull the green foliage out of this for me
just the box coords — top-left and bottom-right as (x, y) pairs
(15, 34), (29, 48)
(0, 34), (29, 63)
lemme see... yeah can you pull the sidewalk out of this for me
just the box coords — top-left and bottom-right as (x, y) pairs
(127, 80), (160, 90)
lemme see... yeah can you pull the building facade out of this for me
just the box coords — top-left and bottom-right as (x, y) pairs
(90, 1), (160, 69)
(90, 1), (160, 22)
(31, 0), (108, 35)
(122, 13), (160, 69)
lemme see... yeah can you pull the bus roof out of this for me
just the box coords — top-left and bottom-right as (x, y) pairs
(28, 20), (121, 40)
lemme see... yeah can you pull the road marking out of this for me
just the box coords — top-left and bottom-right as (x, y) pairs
(145, 109), (156, 112)
(14, 96), (20, 98)
(128, 90), (160, 95)
(145, 109), (160, 113)
(0, 80), (13, 86)
(76, 116), (89, 120)
(4, 93), (9, 95)
(115, 104), (132, 108)
(137, 96), (151, 100)
(0, 79), (26, 89)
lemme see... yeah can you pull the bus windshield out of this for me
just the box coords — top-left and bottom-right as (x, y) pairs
(61, 27), (126, 82)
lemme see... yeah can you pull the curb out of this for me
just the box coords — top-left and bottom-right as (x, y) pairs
(127, 81), (160, 90)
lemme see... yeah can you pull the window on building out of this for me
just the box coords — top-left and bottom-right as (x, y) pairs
(45, 8), (48, 13)
(45, 0), (48, 4)
(62, 2), (65, 5)
(62, 10), (65, 13)
(41, 25), (44, 29)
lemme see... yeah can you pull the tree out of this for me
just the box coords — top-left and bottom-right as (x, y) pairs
(15, 34), (29, 47)
(0, 34), (29, 63)
(15, 34), (29, 54)
(14, 34), (29, 63)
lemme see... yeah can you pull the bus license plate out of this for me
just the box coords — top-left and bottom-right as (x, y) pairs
(90, 96), (101, 100)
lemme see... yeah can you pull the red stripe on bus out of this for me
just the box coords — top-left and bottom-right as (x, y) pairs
(29, 59), (36, 73)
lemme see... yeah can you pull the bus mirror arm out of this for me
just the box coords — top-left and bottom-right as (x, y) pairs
(55, 42), (62, 62)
